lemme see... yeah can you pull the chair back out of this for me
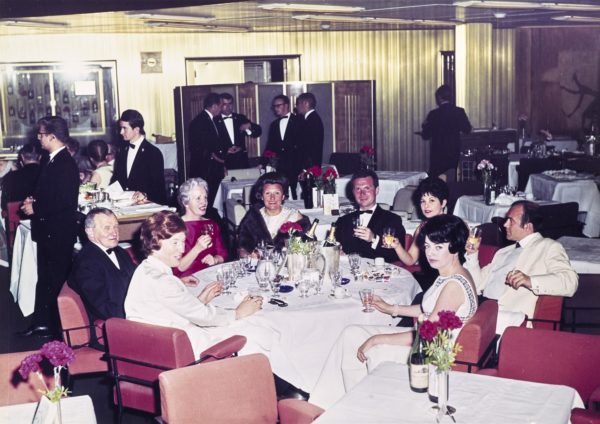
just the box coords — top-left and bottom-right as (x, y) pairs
(453, 300), (499, 373)
(104, 318), (195, 414)
(159, 353), (277, 424)
(446, 181), (483, 214)
(478, 244), (499, 268)
(0, 351), (56, 406)
(538, 202), (582, 239)
(496, 327), (600, 404)
(392, 186), (416, 218)
(5, 201), (21, 249)
(58, 283), (93, 347)
(531, 295), (564, 330)
(328, 153), (361, 176)
(227, 168), (261, 181)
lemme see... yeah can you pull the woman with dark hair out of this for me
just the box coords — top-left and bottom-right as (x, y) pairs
(88, 139), (113, 189)
(237, 172), (310, 256)
(174, 177), (227, 277)
(311, 214), (477, 409)
(124, 210), (262, 357)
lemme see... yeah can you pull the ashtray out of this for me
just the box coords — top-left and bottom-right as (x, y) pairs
(341, 278), (350, 285)
(279, 285), (294, 293)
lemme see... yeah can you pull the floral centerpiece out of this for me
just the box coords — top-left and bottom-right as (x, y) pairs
(322, 168), (338, 194)
(19, 341), (75, 404)
(263, 150), (279, 171)
(476, 159), (495, 187)
(359, 145), (376, 170)
(281, 221), (311, 282)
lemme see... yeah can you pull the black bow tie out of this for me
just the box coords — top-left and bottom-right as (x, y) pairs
(358, 210), (373, 215)
(222, 116), (232, 120)
(280, 116), (289, 120)
(128, 143), (135, 150)
(515, 242), (521, 249)
(106, 248), (115, 254)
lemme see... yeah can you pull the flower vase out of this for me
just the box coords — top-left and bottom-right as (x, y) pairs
(437, 370), (449, 413)
(53, 399), (63, 424)
(287, 253), (306, 285)
(428, 366), (454, 419)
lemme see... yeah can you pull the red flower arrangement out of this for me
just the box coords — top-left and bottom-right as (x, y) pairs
(360, 145), (375, 156)
(263, 150), (277, 158)
(418, 310), (463, 371)
(306, 165), (322, 177)
(323, 168), (338, 180)
(359, 145), (376, 170)
(279, 221), (303, 235)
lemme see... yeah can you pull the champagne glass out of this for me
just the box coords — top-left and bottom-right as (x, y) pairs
(382, 227), (395, 248)
(466, 227), (482, 251)
(359, 288), (374, 313)
(256, 260), (274, 292)
(352, 216), (361, 237)
(348, 253), (361, 279)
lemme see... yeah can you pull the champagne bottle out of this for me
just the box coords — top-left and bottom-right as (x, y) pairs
(322, 222), (337, 247)
(302, 218), (319, 242)
(409, 318), (428, 393)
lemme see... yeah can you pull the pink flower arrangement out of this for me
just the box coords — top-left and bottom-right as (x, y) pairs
(419, 310), (463, 371)
(279, 221), (303, 235)
(19, 341), (75, 402)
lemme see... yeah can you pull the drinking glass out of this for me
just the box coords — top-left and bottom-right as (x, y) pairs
(270, 278), (282, 298)
(352, 216), (361, 236)
(301, 268), (320, 295)
(222, 266), (234, 294)
(298, 279), (310, 298)
(382, 227), (395, 248)
(240, 256), (251, 274)
(202, 223), (214, 236)
(256, 260), (274, 292)
(466, 227), (482, 251)
(348, 253), (361, 276)
(359, 288), (375, 313)
(329, 270), (342, 288)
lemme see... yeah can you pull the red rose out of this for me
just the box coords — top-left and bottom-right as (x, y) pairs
(360, 145), (375, 156)
(307, 165), (322, 177)
(280, 221), (302, 234)
(419, 320), (439, 342)
(263, 150), (276, 158)
(437, 310), (463, 331)
(323, 168), (338, 180)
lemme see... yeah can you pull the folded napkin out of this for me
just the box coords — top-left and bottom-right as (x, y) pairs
(494, 193), (519, 206)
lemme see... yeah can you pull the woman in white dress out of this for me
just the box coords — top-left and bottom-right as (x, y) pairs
(88, 139), (113, 189)
(311, 214), (478, 409)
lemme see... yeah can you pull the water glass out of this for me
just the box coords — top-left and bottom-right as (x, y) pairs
(466, 227), (482, 251)
(359, 288), (375, 313)
(256, 260), (274, 292)
(240, 256), (252, 274)
(222, 266), (234, 294)
(352, 216), (361, 236)
(298, 280), (310, 298)
(270, 278), (282, 298)
(348, 253), (361, 273)
(329, 270), (342, 288)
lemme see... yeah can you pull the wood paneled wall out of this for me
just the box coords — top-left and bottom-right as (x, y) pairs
(0, 28), (515, 171)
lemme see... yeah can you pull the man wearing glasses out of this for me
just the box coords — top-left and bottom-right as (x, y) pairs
(264, 95), (303, 199)
(20, 116), (79, 337)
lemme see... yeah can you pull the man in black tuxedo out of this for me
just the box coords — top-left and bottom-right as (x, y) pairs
(1, 143), (41, 212)
(111, 109), (166, 204)
(296, 92), (324, 168)
(20, 116), (79, 337)
(421, 84), (471, 182)
(189, 93), (225, 206)
(335, 169), (406, 262)
(264, 95), (303, 200)
(215, 92), (262, 170)
(69, 208), (136, 326)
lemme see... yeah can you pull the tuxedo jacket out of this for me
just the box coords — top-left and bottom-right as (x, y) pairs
(300, 111), (324, 168)
(69, 243), (136, 323)
(465, 232), (578, 319)
(421, 102), (471, 176)
(1, 163), (40, 211)
(265, 113), (303, 177)
(31, 148), (79, 245)
(111, 139), (166, 204)
(335, 206), (406, 262)
(189, 110), (225, 179)
(214, 113), (262, 169)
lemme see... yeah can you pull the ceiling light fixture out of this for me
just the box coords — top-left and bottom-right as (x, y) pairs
(0, 19), (70, 28)
(552, 14), (600, 22)
(292, 14), (456, 26)
(126, 12), (215, 22)
(258, 3), (365, 13)
(144, 21), (249, 32)
(453, 1), (600, 11)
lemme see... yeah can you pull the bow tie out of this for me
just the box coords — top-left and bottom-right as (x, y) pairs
(106, 248), (116, 255)
(515, 242), (521, 249)
(222, 116), (232, 120)
(128, 143), (136, 150)
(358, 210), (373, 215)
(280, 116), (289, 120)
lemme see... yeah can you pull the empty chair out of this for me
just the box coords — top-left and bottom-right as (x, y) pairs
(478, 327), (600, 423)
(391, 186), (417, 219)
(226, 167), (261, 181)
(529, 295), (564, 330)
(0, 351), (56, 406)
(159, 353), (323, 424)
(329, 153), (361, 176)
(446, 181), (483, 214)
(56, 283), (108, 377)
(538, 202), (583, 239)
(453, 300), (499, 373)
(563, 274), (600, 332)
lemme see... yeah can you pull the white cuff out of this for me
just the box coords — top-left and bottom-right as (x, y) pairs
(371, 235), (380, 250)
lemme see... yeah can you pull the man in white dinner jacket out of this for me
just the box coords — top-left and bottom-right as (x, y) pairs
(465, 200), (578, 333)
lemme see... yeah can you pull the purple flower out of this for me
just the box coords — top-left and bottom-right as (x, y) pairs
(41, 341), (75, 367)
(419, 320), (439, 342)
(437, 310), (463, 331)
(18, 353), (43, 379)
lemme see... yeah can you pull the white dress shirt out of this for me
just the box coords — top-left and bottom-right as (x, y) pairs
(126, 135), (144, 178)
(222, 114), (235, 144)
(279, 112), (291, 140)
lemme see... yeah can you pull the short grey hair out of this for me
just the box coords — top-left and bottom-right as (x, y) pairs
(84, 207), (117, 229)
(178, 178), (209, 209)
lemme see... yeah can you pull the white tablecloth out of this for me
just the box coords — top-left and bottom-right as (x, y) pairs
(315, 362), (584, 424)
(153, 142), (178, 170)
(189, 257), (421, 392)
(558, 236), (600, 274)
(0, 395), (97, 424)
(9, 220), (37, 317)
(214, 178), (256, 216)
(526, 173), (600, 238)
(336, 171), (428, 207)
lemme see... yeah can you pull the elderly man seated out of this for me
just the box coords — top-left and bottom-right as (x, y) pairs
(465, 200), (578, 334)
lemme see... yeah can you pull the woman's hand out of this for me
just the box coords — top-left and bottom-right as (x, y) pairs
(372, 295), (395, 315)
(389, 237), (401, 249)
(357, 335), (382, 363)
(195, 234), (212, 251)
(197, 281), (223, 304)
(180, 276), (199, 287)
(201, 255), (216, 266)
(235, 295), (263, 319)
(132, 191), (147, 204)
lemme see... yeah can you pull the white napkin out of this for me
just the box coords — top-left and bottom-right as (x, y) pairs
(494, 193), (518, 206)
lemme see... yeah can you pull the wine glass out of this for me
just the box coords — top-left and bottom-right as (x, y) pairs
(359, 288), (374, 313)
(202, 223), (214, 236)
(240, 256), (251, 275)
(348, 253), (361, 279)
(298, 279), (310, 298)
(256, 260), (274, 292)
(270, 277), (281, 298)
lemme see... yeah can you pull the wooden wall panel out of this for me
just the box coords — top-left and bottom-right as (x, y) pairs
(333, 81), (373, 154)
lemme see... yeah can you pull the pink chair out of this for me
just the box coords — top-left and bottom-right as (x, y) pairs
(104, 317), (246, 423)
(477, 244), (499, 268)
(453, 300), (498, 373)
(478, 327), (600, 423)
(0, 351), (56, 406)
(159, 353), (323, 424)
(56, 283), (108, 376)
(530, 295), (564, 330)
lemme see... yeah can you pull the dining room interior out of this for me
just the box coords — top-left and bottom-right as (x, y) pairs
(1, 0), (600, 423)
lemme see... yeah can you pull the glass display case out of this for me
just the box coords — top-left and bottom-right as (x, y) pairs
(0, 61), (118, 148)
